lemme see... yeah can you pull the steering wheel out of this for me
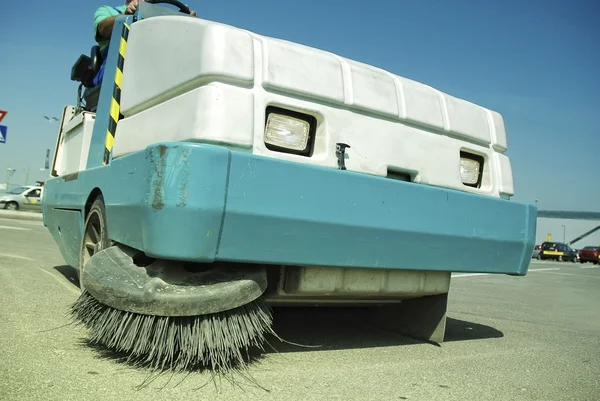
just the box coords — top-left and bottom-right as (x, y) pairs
(145, 0), (191, 14)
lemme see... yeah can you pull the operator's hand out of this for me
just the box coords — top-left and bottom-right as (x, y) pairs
(125, 0), (140, 15)
(186, 4), (197, 16)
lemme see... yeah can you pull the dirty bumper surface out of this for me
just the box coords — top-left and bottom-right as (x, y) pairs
(43, 143), (536, 275)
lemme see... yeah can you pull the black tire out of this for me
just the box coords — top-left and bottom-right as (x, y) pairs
(5, 201), (18, 210)
(78, 196), (111, 289)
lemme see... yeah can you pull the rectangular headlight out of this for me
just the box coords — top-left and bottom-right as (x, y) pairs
(459, 152), (483, 187)
(264, 107), (316, 156)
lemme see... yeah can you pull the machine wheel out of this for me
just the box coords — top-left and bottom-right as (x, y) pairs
(78, 196), (112, 289)
(5, 202), (18, 210)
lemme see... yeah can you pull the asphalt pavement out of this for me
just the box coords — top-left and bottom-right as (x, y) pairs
(0, 217), (599, 401)
(0, 209), (43, 222)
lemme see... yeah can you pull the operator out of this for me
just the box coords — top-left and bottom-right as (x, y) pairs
(92, 0), (197, 85)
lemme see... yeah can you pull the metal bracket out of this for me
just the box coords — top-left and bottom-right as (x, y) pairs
(335, 143), (351, 170)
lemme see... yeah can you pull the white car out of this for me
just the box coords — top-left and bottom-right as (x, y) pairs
(0, 186), (43, 211)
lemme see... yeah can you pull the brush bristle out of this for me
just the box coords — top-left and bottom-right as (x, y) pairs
(70, 290), (275, 372)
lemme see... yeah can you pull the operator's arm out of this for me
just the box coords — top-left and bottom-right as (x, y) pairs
(94, 6), (118, 42)
(94, 3), (135, 42)
(96, 15), (117, 40)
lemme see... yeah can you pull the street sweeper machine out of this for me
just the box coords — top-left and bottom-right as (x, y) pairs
(42, 0), (537, 372)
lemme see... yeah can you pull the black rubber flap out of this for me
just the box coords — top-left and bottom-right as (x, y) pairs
(81, 246), (268, 317)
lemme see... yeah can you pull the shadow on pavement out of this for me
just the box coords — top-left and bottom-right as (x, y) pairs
(55, 265), (504, 359)
(444, 317), (504, 342)
(53, 265), (80, 289)
(266, 306), (504, 353)
(65, 298), (504, 386)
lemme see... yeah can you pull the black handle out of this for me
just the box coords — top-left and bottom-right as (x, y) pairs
(145, 0), (191, 14)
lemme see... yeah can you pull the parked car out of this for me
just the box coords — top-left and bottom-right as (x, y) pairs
(578, 246), (600, 264)
(563, 246), (578, 262)
(532, 245), (541, 259)
(0, 186), (43, 211)
(540, 241), (577, 262)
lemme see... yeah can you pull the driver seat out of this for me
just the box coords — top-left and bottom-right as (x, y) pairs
(70, 45), (104, 111)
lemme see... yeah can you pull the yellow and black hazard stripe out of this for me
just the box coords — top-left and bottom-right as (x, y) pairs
(103, 23), (130, 165)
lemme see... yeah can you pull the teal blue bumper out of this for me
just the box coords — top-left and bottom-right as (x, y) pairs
(43, 143), (536, 275)
(216, 150), (535, 276)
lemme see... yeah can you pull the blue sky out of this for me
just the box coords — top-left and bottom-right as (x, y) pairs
(0, 0), (598, 246)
